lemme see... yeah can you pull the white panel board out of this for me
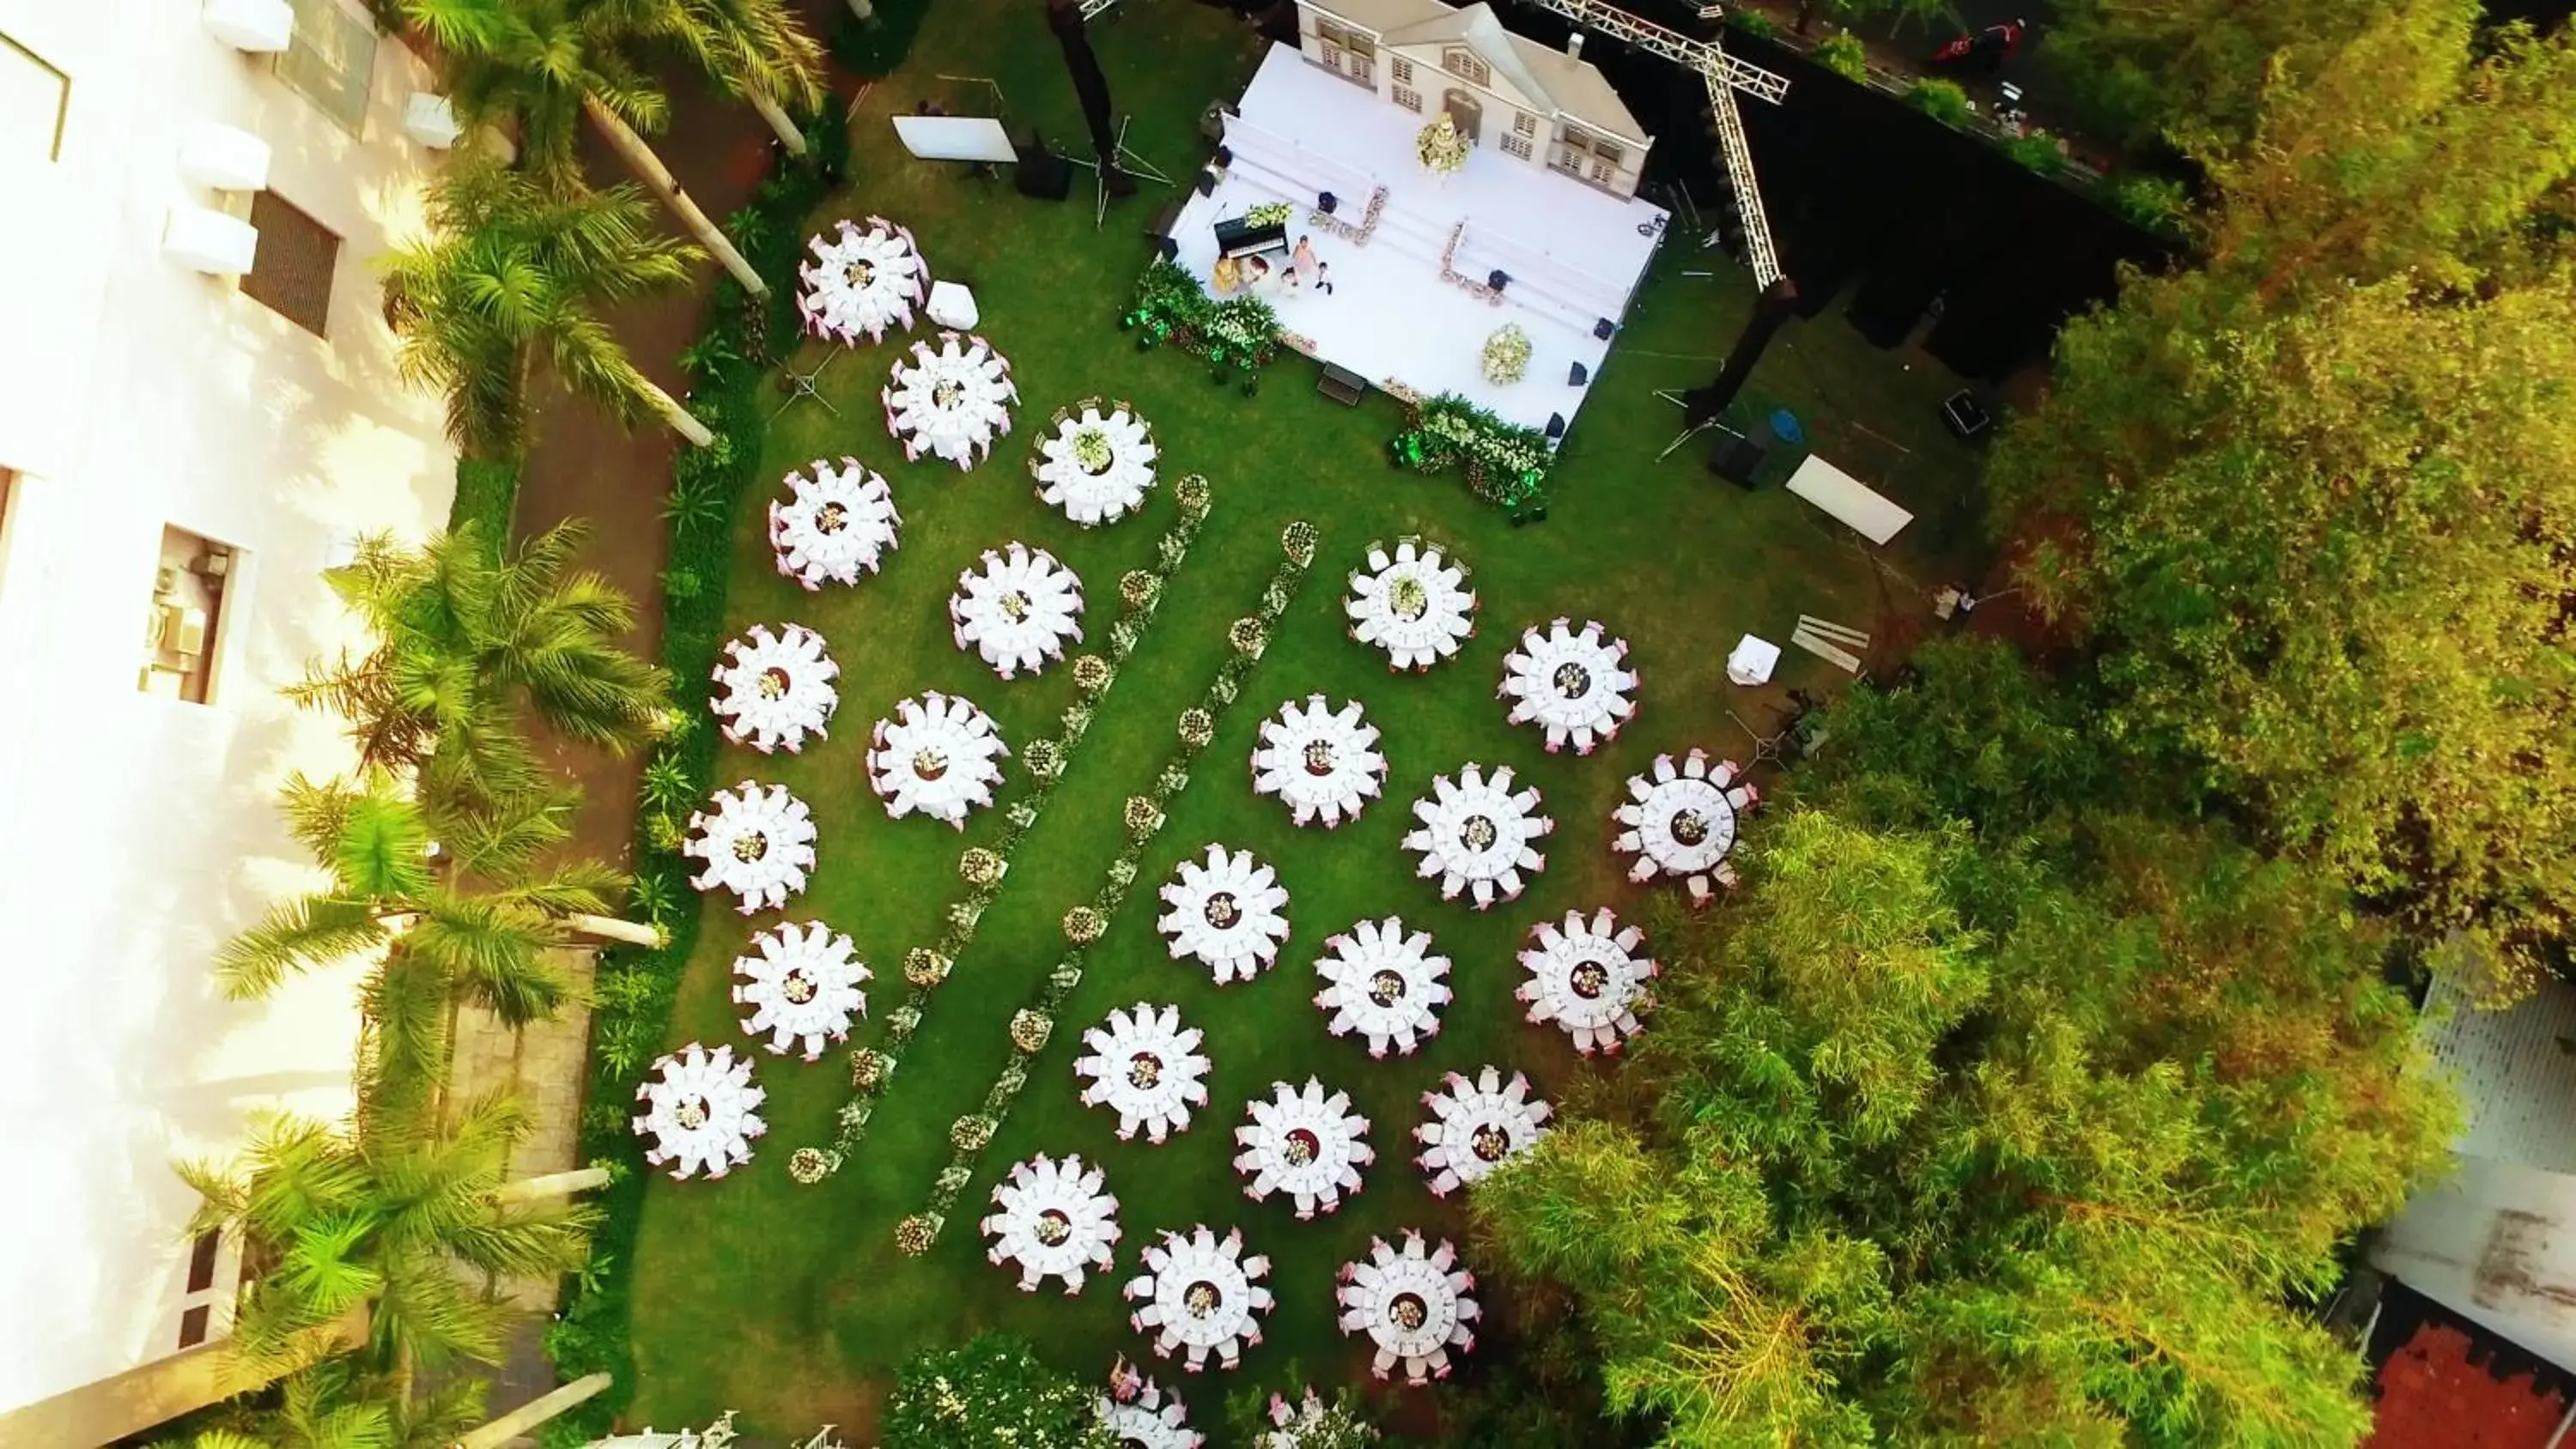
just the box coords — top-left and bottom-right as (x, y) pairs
(891, 115), (1019, 165)
(1785, 454), (1912, 545)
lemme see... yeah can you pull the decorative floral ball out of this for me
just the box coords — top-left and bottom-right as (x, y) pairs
(1010, 1009), (1054, 1054)
(1072, 654), (1114, 694)
(896, 1213), (941, 1257)
(849, 1047), (891, 1093)
(1175, 474), (1212, 515)
(951, 1115), (995, 1153)
(1125, 795), (1163, 837)
(1230, 617), (1268, 655)
(787, 1147), (836, 1185)
(1065, 906), (1106, 944)
(960, 847), (1005, 887)
(1281, 519), (1320, 565)
(1024, 737), (1065, 779)
(1121, 569), (1161, 609)
(1178, 707), (1215, 749)
(904, 948), (952, 989)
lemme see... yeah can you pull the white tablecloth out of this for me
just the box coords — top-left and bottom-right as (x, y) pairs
(1517, 907), (1658, 1055)
(1156, 844), (1291, 985)
(1499, 619), (1637, 753)
(1251, 695), (1386, 828)
(981, 1153), (1121, 1294)
(885, 331), (1017, 470)
(711, 622), (838, 755)
(1313, 916), (1451, 1058)
(866, 692), (1009, 828)
(770, 458), (901, 590)
(798, 216), (927, 345)
(683, 782), (816, 914)
(1096, 1380), (1198, 1449)
(1076, 1003), (1212, 1144)
(1400, 762), (1552, 910)
(1233, 1078), (1372, 1219)
(1335, 1232), (1478, 1385)
(1346, 540), (1475, 671)
(1125, 1226), (1273, 1372)
(631, 1042), (765, 1181)
(951, 542), (1084, 679)
(1033, 404), (1159, 526)
(1614, 749), (1753, 895)
(1416, 1065), (1551, 1197)
(732, 919), (868, 1059)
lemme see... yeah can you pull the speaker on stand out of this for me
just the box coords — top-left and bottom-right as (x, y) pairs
(1015, 131), (1072, 201)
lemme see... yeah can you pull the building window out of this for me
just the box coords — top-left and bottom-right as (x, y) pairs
(1590, 139), (1625, 167)
(1442, 46), (1489, 87)
(1392, 85), (1421, 113)
(1513, 112), (1537, 137)
(139, 525), (236, 705)
(1351, 60), (1373, 87)
(1499, 132), (1533, 161)
(274, 0), (377, 135)
(1589, 157), (1616, 184)
(242, 191), (340, 336)
(1, 30), (67, 163)
(1392, 57), (1413, 85)
(185, 1229), (222, 1294)
(177, 1305), (212, 1349)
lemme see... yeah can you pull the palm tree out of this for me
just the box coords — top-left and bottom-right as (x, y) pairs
(405, 0), (784, 295)
(671, 0), (829, 156)
(175, 1101), (598, 1392)
(382, 155), (708, 453)
(287, 519), (671, 813)
(160, 1355), (486, 1449)
(216, 772), (640, 1034)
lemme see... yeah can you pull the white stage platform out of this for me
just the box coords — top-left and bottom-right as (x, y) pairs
(1170, 45), (1667, 434)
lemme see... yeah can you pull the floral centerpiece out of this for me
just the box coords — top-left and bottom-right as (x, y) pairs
(1416, 112), (1469, 175)
(1481, 324), (1533, 385)
(1245, 201), (1294, 229)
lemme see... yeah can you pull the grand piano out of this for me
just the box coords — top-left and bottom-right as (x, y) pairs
(1212, 214), (1289, 262)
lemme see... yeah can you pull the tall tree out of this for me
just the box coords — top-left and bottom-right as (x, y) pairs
(405, 0), (811, 295)
(1474, 796), (2454, 1444)
(176, 1101), (597, 1392)
(2039, 0), (2409, 153)
(158, 1355), (485, 1449)
(381, 156), (707, 455)
(670, 0), (829, 156)
(289, 520), (671, 817)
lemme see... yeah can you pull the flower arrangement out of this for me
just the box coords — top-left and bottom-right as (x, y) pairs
(849, 1048), (891, 1093)
(1481, 324), (1533, 385)
(893, 527), (1322, 1249)
(950, 1115), (995, 1153)
(1127, 260), (1283, 383)
(903, 948), (952, 988)
(1230, 617), (1269, 655)
(1391, 392), (1553, 511)
(1416, 112), (1469, 174)
(1072, 654), (1113, 695)
(1175, 473), (1212, 516)
(960, 847), (1004, 887)
(1121, 569), (1160, 609)
(1009, 1009), (1053, 1054)
(896, 1214), (941, 1256)
(787, 1147), (836, 1185)
(1069, 427), (1115, 474)
(1124, 795), (1163, 838)
(1245, 201), (1294, 229)
(1024, 737), (1064, 779)
(1282, 520), (1320, 567)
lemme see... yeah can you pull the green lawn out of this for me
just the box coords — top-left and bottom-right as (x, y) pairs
(622, 1), (1978, 1438)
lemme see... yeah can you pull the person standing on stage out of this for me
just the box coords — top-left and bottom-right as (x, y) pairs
(1292, 234), (1318, 287)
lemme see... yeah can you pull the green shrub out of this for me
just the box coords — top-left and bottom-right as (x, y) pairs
(2105, 172), (2190, 233)
(1814, 31), (1868, 82)
(2004, 130), (2066, 175)
(1728, 8), (1777, 39)
(884, 1335), (1114, 1449)
(1906, 77), (1971, 126)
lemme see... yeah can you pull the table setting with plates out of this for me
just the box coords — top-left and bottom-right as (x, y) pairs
(884, 331), (1017, 470)
(797, 215), (927, 345)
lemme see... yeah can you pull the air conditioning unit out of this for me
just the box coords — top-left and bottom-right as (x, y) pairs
(179, 123), (273, 192)
(204, 0), (295, 53)
(160, 605), (211, 658)
(167, 206), (259, 276)
(403, 94), (462, 149)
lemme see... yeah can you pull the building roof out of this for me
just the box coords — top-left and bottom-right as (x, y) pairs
(1304, 0), (1650, 144)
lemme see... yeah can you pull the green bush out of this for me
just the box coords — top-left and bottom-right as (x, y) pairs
(884, 1335), (1114, 1449)
(2004, 130), (2066, 175)
(1728, 8), (1777, 39)
(1390, 393), (1553, 512)
(2104, 172), (2190, 233)
(831, 0), (934, 80)
(1906, 77), (1972, 126)
(1814, 31), (1868, 82)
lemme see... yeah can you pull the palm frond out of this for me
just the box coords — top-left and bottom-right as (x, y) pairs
(408, 899), (575, 1027)
(275, 773), (366, 866)
(216, 897), (388, 1000)
(331, 792), (436, 904)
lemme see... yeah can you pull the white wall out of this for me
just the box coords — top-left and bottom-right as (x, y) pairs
(0, 0), (455, 1416)
(2373, 1155), (2576, 1375)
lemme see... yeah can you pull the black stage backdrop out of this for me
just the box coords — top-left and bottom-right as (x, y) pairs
(1455, 2), (2172, 381)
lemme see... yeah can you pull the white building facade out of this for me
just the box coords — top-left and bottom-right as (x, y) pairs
(1294, 0), (1653, 198)
(0, 0), (457, 1437)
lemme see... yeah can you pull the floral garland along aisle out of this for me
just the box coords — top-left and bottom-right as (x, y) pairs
(893, 519), (1321, 1252)
(792, 476), (1219, 1187)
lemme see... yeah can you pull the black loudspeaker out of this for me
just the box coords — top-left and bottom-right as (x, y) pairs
(1155, 236), (1178, 260)
(1710, 435), (1766, 489)
(1544, 412), (1565, 439)
(1487, 269), (1510, 292)
(1567, 361), (1588, 385)
(1593, 318), (1615, 340)
(1194, 168), (1218, 197)
(1319, 191), (1338, 214)
(1016, 136), (1072, 200)
(1213, 145), (1233, 167)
